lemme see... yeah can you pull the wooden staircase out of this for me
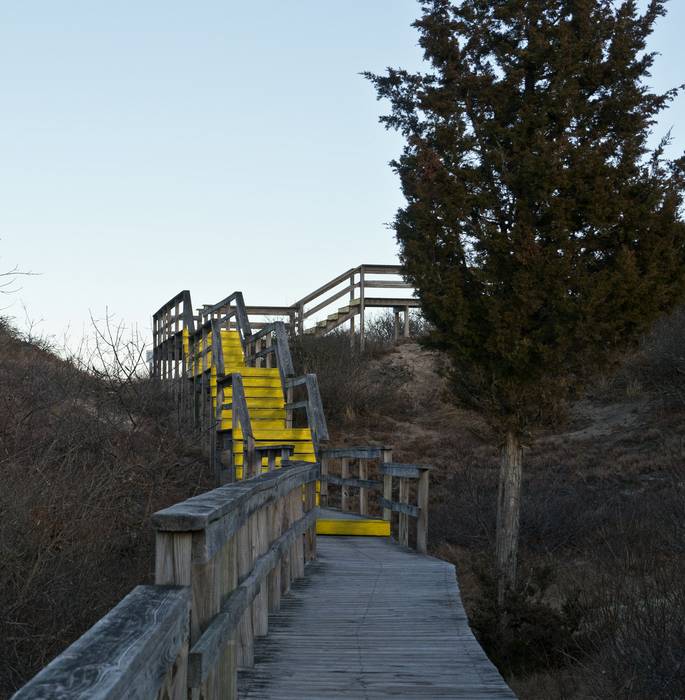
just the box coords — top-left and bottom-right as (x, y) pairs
(194, 328), (316, 479)
(154, 289), (394, 537)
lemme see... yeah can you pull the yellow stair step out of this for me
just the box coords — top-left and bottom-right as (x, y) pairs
(222, 387), (283, 398)
(316, 519), (390, 537)
(230, 428), (311, 441)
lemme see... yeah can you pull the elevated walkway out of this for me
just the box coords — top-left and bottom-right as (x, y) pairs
(13, 463), (516, 700)
(240, 536), (515, 699)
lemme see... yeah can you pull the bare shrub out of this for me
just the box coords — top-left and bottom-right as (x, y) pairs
(290, 331), (412, 427)
(0, 316), (211, 697)
(364, 309), (430, 346)
(584, 560), (685, 700)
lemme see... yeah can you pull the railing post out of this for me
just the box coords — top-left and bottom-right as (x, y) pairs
(398, 477), (409, 547)
(341, 457), (350, 512)
(236, 519), (255, 668)
(268, 496), (284, 613)
(286, 384), (293, 429)
(304, 479), (317, 562)
(382, 448), (393, 522)
(155, 531), (200, 700)
(359, 265), (366, 351)
(320, 453), (329, 507)
(252, 509), (269, 638)
(349, 271), (356, 349)
(417, 468), (429, 554)
(358, 458), (368, 516)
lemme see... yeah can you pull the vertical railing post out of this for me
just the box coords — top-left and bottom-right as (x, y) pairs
(252, 509), (269, 638)
(382, 448), (393, 522)
(236, 518), (255, 668)
(349, 271), (356, 349)
(341, 457), (350, 512)
(398, 477), (409, 547)
(285, 382), (294, 429)
(153, 532), (192, 699)
(304, 478), (317, 562)
(320, 452), (329, 507)
(268, 495), (284, 613)
(358, 458), (368, 516)
(359, 265), (366, 351)
(417, 467), (429, 554)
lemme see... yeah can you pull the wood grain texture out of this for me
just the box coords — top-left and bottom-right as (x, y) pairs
(152, 462), (319, 534)
(187, 509), (318, 687)
(238, 537), (516, 699)
(12, 586), (189, 700)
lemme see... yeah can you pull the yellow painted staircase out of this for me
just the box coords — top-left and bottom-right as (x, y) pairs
(179, 316), (389, 537)
(186, 328), (316, 479)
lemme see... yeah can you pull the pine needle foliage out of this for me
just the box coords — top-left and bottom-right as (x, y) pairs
(366, 0), (685, 436)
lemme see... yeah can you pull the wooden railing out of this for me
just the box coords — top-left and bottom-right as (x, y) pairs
(152, 289), (194, 380)
(198, 290), (252, 349)
(13, 461), (319, 700)
(321, 447), (431, 552)
(381, 462), (431, 552)
(290, 264), (417, 348)
(152, 264), (418, 378)
(285, 374), (329, 446)
(214, 372), (256, 482)
(244, 321), (295, 386)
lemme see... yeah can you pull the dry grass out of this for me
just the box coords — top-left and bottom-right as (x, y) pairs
(0, 318), (213, 698)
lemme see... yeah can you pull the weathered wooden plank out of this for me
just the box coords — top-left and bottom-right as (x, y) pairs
(13, 586), (189, 700)
(187, 509), (318, 687)
(417, 469), (429, 554)
(398, 478), (409, 547)
(152, 462), (319, 533)
(238, 537), (516, 699)
(379, 497), (420, 519)
(341, 458), (350, 512)
(321, 446), (389, 460)
(324, 475), (381, 490)
(380, 463), (432, 479)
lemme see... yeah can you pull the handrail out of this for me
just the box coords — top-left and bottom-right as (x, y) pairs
(11, 586), (190, 700)
(245, 321), (295, 390)
(291, 266), (359, 309)
(285, 374), (329, 448)
(154, 461), (319, 694)
(319, 450), (431, 552)
(151, 264), (416, 364)
(216, 372), (257, 482)
(14, 462), (320, 700)
(380, 462), (431, 552)
(198, 291), (252, 351)
(152, 289), (194, 379)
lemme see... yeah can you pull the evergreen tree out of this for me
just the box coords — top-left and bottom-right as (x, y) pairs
(366, 0), (685, 603)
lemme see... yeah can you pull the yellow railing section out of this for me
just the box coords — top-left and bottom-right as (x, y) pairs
(185, 328), (316, 480)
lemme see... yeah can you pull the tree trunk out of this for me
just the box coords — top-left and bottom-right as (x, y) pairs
(495, 430), (523, 606)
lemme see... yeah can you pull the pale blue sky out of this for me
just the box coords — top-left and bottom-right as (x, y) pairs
(1, 1), (683, 346)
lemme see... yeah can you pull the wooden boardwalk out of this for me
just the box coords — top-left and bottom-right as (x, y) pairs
(239, 536), (516, 699)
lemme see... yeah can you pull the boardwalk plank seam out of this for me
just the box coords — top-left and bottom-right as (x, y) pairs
(238, 537), (516, 699)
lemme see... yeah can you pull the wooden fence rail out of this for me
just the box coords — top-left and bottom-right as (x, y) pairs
(12, 586), (190, 700)
(12, 461), (320, 700)
(381, 462), (431, 552)
(320, 447), (431, 552)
